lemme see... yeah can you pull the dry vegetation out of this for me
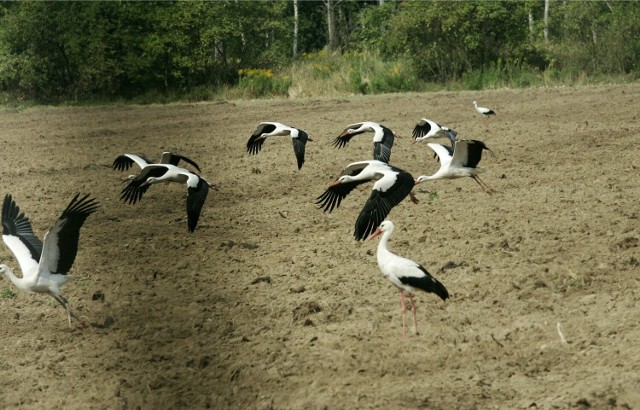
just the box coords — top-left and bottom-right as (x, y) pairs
(0, 84), (639, 409)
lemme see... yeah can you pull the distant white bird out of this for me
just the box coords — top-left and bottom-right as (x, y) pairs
(247, 122), (312, 170)
(1, 193), (98, 327)
(316, 160), (415, 241)
(115, 159), (210, 233)
(369, 220), (449, 338)
(415, 140), (495, 194)
(412, 118), (458, 145)
(473, 101), (496, 117)
(333, 122), (397, 163)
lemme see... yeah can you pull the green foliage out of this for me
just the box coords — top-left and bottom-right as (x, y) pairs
(1, 288), (16, 299)
(0, 1), (638, 104)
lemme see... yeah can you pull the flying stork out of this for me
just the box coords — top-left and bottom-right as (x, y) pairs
(415, 140), (495, 194)
(333, 122), (397, 164)
(247, 122), (312, 170)
(113, 155), (210, 233)
(316, 160), (415, 241)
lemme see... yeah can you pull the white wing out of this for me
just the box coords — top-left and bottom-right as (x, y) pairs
(427, 143), (453, 170)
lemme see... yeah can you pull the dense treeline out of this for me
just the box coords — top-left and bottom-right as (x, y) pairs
(0, 1), (638, 103)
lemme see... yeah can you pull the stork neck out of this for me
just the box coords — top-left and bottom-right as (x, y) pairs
(0, 264), (25, 289)
(376, 230), (393, 257)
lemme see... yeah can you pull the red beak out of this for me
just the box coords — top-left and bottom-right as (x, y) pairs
(329, 179), (342, 187)
(369, 227), (382, 241)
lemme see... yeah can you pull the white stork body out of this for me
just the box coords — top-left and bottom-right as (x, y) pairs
(333, 122), (396, 163)
(412, 118), (458, 145)
(415, 140), (495, 194)
(369, 221), (449, 338)
(316, 160), (414, 240)
(116, 161), (210, 233)
(1, 194), (99, 327)
(473, 101), (496, 117)
(247, 122), (312, 170)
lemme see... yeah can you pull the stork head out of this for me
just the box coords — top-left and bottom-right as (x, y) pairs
(330, 175), (353, 187)
(369, 220), (394, 240)
(0, 264), (12, 280)
(414, 175), (429, 185)
(140, 177), (158, 187)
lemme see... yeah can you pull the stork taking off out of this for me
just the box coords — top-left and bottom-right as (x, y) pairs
(1, 193), (99, 327)
(369, 220), (449, 338)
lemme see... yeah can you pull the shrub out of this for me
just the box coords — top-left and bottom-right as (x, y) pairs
(237, 68), (290, 98)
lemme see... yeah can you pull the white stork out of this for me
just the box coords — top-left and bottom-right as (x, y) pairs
(114, 157), (210, 233)
(247, 122), (312, 170)
(412, 118), (458, 146)
(316, 160), (415, 241)
(333, 122), (397, 164)
(415, 140), (495, 194)
(112, 151), (202, 175)
(473, 101), (496, 117)
(369, 220), (449, 338)
(0, 193), (99, 327)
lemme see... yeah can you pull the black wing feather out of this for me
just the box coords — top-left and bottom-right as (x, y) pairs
(2, 195), (43, 262)
(464, 140), (491, 168)
(120, 167), (168, 204)
(316, 180), (367, 213)
(399, 265), (449, 301)
(112, 154), (152, 172)
(373, 127), (395, 163)
(354, 170), (414, 241)
(51, 193), (99, 275)
(292, 130), (310, 170)
(247, 123), (277, 155)
(163, 153), (202, 173)
(332, 134), (355, 149)
(186, 177), (209, 233)
(412, 120), (436, 140)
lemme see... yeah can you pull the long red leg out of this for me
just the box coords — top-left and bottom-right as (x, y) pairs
(472, 175), (495, 195)
(400, 292), (407, 339)
(409, 293), (419, 335)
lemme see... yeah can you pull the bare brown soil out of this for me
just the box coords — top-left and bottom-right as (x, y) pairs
(0, 85), (639, 409)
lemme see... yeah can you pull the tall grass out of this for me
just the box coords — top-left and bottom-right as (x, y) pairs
(225, 49), (639, 102)
(287, 49), (420, 98)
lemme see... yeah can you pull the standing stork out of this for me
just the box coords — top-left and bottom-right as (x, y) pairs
(412, 118), (458, 146)
(247, 122), (312, 170)
(316, 160), (415, 240)
(415, 140), (495, 194)
(369, 220), (449, 338)
(333, 122), (397, 164)
(473, 101), (496, 117)
(1, 193), (99, 327)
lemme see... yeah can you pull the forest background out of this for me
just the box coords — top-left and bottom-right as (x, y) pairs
(0, 0), (638, 104)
